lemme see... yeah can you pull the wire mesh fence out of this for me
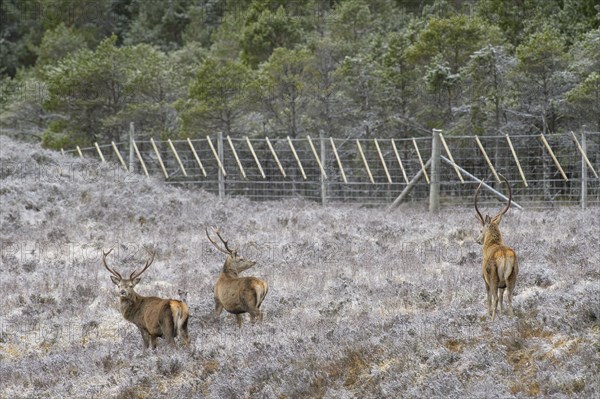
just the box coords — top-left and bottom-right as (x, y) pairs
(66, 130), (600, 208)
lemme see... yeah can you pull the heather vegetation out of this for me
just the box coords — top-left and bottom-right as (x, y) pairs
(1, 136), (598, 397)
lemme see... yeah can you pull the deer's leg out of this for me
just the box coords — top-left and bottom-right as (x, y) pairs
(507, 287), (514, 316)
(214, 299), (223, 320)
(490, 282), (499, 321)
(498, 287), (505, 316)
(506, 287), (513, 317)
(150, 335), (158, 350)
(249, 308), (263, 323)
(484, 280), (491, 316)
(507, 277), (515, 317)
(249, 309), (260, 324)
(138, 327), (150, 350)
(180, 318), (190, 347)
(507, 257), (517, 317)
(235, 314), (243, 328)
(163, 327), (175, 346)
(161, 317), (176, 346)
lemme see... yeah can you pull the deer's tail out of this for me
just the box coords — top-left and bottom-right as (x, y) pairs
(169, 301), (189, 337)
(255, 281), (269, 309)
(500, 251), (516, 282)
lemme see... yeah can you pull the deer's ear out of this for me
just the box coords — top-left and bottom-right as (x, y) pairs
(484, 215), (491, 224)
(132, 277), (141, 286)
(491, 214), (502, 224)
(110, 276), (120, 285)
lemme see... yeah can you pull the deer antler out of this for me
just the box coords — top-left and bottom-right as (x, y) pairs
(102, 248), (122, 279)
(474, 180), (485, 225)
(206, 226), (236, 256)
(129, 246), (156, 280)
(494, 174), (512, 219)
(474, 175), (512, 224)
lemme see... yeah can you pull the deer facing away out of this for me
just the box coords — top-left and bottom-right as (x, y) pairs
(206, 227), (269, 328)
(103, 247), (190, 349)
(474, 175), (518, 321)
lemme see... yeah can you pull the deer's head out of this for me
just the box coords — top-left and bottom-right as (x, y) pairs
(474, 175), (512, 246)
(102, 247), (156, 299)
(206, 226), (255, 276)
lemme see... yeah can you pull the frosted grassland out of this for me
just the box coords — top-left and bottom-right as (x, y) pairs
(0, 135), (598, 398)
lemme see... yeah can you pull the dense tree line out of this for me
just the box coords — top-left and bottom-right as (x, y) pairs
(1, 0), (598, 149)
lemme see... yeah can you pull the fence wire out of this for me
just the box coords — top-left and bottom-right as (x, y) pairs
(68, 132), (600, 208)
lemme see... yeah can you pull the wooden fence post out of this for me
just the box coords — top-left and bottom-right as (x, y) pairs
(581, 130), (587, 209)
(320, 130), (327, 205)
(429, 129), (441, 212)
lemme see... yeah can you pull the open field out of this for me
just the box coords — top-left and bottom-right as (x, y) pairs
(1, 136), (598, 398)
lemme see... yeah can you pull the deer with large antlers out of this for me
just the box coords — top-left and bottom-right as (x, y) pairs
(102, 247), (190, 349)
(206, 227), (269, 328)
(474, 175), (518, 321)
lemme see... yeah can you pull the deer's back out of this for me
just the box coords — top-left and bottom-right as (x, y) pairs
(216, 275), (268, 313)
(136, 296), (173, 334)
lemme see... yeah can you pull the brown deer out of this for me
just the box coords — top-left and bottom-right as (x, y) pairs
(102, 247), (190, 349)
(206, 227), (269, 328)
(474, 175), (518, 321)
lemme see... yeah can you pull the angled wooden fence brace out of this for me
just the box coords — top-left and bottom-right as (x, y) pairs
(307, 135), (327, 179)
(319, 131), (327, 204)
(150, 138), (169, 178)
(94, 142), (106, 162)
(245, 137), (265, 179)
(187, 138), (207, 177)
(474, 135), (500, 183)
(539, 134), (568, 181)
(265, 137), (286, 178)
(374, 139), (392, 183)
(438, 133), (464, 183)
(570, 131), (598, 178)
(505, 134), (528, 187)
(287, 136), (307, 180)
(356, 140), (375, 184)
(391, 139), (409, 184)
(227, 136), (246, 179)
(440, 155), (523, 210)
(131, 138), (149, 177)
(217, 132), (225, 199)
(412, 138), (429, 184)
(76, 146), (84, 159)
(206, 135), (227, 177)
(111, 141), (128, 171)
(129, 123), (136, 172)
(389, 158), (432, 210)
(168, 139), (187, 177)
(329, 138), (347, 184)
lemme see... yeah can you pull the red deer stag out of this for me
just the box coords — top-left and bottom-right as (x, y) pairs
(474, 175), (518, 321)
(102, 247), (190, 349)
(206, 227), (269, 328)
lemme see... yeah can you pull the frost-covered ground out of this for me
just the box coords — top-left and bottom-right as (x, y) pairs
(1, 135), (599, 399)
